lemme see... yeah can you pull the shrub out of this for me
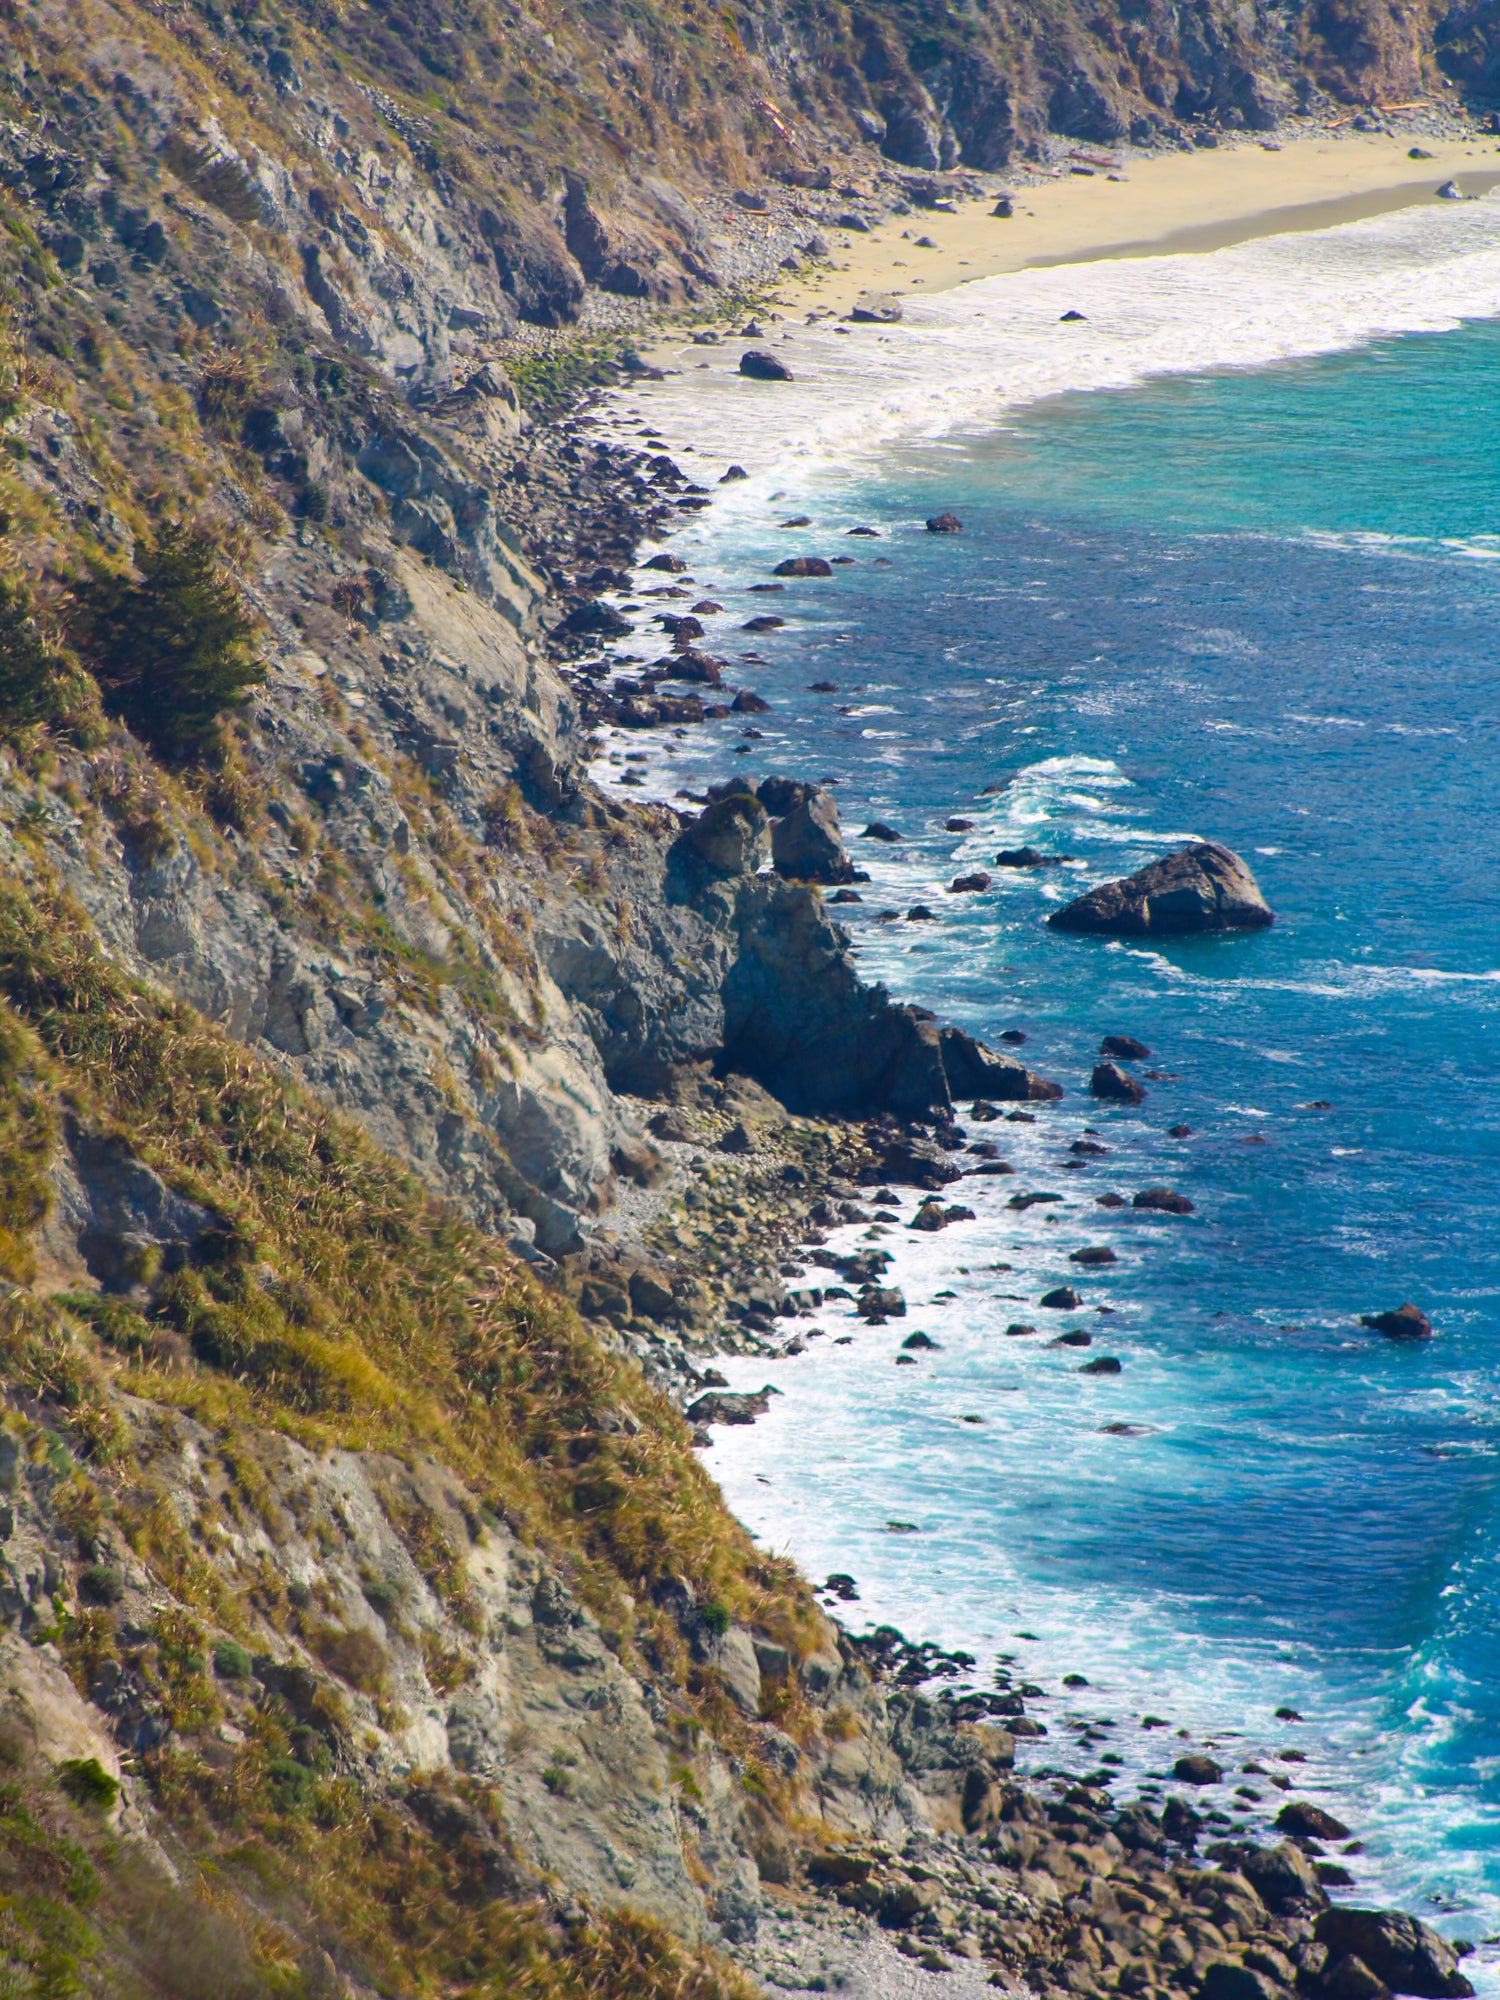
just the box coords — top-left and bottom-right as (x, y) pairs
(0, 575), (88, 739)
(55, 1757), (119, 1811)
(212, 1639), (254, 1680)
(68, 526), (263, 760)
(76, 1563), (123, 1606)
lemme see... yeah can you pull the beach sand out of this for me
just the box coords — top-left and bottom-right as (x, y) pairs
(652, 127), (1500, 354)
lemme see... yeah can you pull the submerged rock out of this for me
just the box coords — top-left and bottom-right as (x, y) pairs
(1050, 841), (1273, 937)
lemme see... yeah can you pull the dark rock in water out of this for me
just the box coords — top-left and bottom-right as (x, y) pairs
(772, 789), (861, 884)
(874, 1134), (965, 1190)
(658, 647), (725, 685)
(901, 1330), (939, 1349)
(720, 464), (749, 481)
(773, 556), (833, 577)
(1050, 1329), (1092, 1347)
(851, 291), (904, 323)
(1133, 1187), (1194, 1214)
(1237, 1839), (1329, 1914)
(995, 845), (1056, 867)
(643, 552), (688, 572)
(1041, 1286), (1082, 1309)
(1005, 1322), (1036, 1337)
(939, 1025), (1060, 1102)
(1101, 1033), (1151, 1060)
(732, 690), (772, 714)
(907, 905), (938, 921)
(1169, 1122), (1193, 1137)
(740, 348), (793, 380)
(662, 614), (705, 641)
(1359, 1302), (1432, 1340)
(559, 598), (632, 636)
(863, 821), (902, 841)
(1070, 1245), (1117, 1266)
(1175, 1754), (1224, 1785)
(1080, 1355), (1121, 1374)
(1279, 1800), (1351, 1840)
(1315, 1908), (1475, 1998)
(859, 1286), (906, 1320)
(908, 1202), (948, 1232)
(686, 1384), (780, 1425)
(1000, 1029), (1026, 1045)
(946, 817), (974, 832)
(926, 511), (963, 533)
(680, 793), (771, 877)
(1050, 841), (1273, 936)
(1436, 180), (1465, 200)
(1319, 1863), (1358, 1888)
(744, 614), (785, 632)
(1060, 309), (1087, 321)
(1162, 1795), (1203, 1845)
(949, 871), (992, 893)
(1092, 1061), (1146, 1104)
(1096, 1192), (1126, 1209)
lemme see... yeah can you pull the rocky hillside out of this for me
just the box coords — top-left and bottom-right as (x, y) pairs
(0, 0), (1489, 1992)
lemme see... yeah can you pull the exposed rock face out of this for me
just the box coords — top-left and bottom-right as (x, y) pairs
(1314, 1910), (1476, 1999)
(680, 793), (773, 878)
(771, 790), (861, 885)
(1050, 842), (1274, 937)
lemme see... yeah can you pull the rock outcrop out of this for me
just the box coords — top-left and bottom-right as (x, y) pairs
(1050, 841), (1274, 937)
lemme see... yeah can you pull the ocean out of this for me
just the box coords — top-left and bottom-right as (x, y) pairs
(590, 190), (1500, 1963)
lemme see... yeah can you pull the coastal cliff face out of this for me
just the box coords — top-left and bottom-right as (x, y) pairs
(0, 0), (1486, 1992)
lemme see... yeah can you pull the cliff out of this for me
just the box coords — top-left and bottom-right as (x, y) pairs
(0, 0), (1484, 1991)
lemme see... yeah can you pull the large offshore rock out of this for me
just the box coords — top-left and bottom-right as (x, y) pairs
(1049, 842), (1273, 937)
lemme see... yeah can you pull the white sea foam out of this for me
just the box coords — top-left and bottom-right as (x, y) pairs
(603, 192), (1500, 495)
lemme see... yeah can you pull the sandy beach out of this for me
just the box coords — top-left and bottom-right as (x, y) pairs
(651, 126), (1500, 354)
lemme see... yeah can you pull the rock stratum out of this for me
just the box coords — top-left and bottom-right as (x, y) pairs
(0, 0), (1475, 1993)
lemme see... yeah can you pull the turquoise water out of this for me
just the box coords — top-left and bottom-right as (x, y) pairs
(600, 304), (1500, 1951)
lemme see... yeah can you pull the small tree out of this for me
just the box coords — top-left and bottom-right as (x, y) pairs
(71, 525), (262, 760)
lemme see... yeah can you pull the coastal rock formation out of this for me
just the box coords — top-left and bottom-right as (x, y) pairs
(740, 348), (794, 381)
(1360, 1302), (1433, 1339)
(1050, 842), (1274, 936)
(771, 790), (863, 884)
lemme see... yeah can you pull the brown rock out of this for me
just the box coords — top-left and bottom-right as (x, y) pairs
(1049, 841), (1273, 937)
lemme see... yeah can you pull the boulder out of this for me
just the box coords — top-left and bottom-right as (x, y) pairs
(1327, 1958), (1392, 2000)
(686, 1386), (779, 1426)
(1359, 1303), (1432, 1340)
(1313, 1910), (1475, 1998)
(1277, 1800), (1350, 1840)
(681, 794), (771, 877)
(1202, 1963), (1284, 2000)
(996, 846), (1055, 867)
(658, 648), (724, 685)
(1050, 841), (1273, 936)
(1040, 1286), (1081, 1309)
(850, 292), (903, 323)
(938, 1026), (1061, 1103)
(1133, 1187), (1194, 1214)
(926, 511), (963, 533)
(772, 790), (860, 885)
(1092, 1061), (1145, 1104)
(559, 599), (632, 637)
(1174, 1754), (1223, 1785)
(1238, 1840), (1329, 1915)
(949, 871), (992, 893)
(643, 552), (687, 572)
(757, 776), (820, 817)
(740, 348), (793, 380)
(773, 556), (833, 578)
(1100, 1034), (1150, 1060)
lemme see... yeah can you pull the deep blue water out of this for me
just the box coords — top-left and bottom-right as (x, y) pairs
(599, 314), (1500, 1946)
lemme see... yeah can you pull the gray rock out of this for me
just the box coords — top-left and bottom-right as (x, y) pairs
(1314, 1912), (1474, 1999)
(680, 794), (772, 877)
(938, 1025), (1061, 1103)
(1050, 841), (1273, 937)
(1092, 1061), (1145, 1104)
(1239, 1840), (1328, 1915)
(1203, 1962), (1286, 2000)
(850, 291), (903, 323)
(708, 1626), (763, 1715)
(771, 790), (859, 885)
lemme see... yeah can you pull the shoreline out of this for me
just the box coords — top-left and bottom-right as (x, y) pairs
(638, 127), (1500, 359)
(522, 136), (1500, 1988)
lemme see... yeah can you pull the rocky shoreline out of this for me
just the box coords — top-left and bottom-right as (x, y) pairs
(508, 354), (1473, 1999)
